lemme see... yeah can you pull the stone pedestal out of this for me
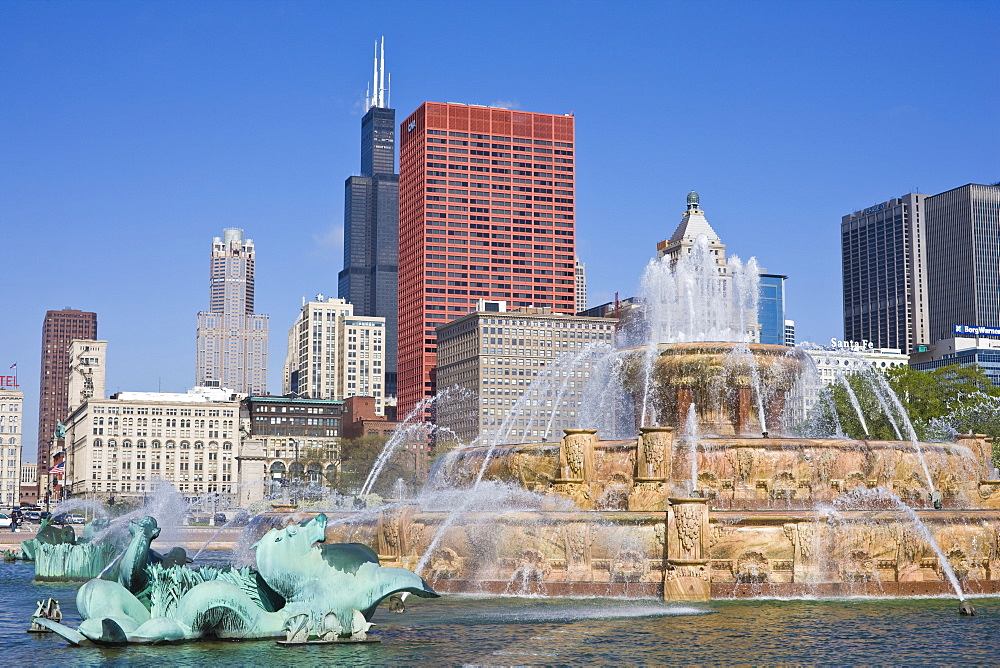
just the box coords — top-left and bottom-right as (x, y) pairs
(629, 427), (674, 511)
(664, 497), (710, 601)
(236, 437), (267, 505)
(555, 429), (598, 509)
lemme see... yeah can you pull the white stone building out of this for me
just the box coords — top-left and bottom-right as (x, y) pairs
(282, 295), (386, 415)
(799, 340), (910, 411)
(0, 390), (23, 509)
(63, 387), (248, 506)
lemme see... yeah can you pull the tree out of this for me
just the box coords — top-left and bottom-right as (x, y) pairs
(805, 364), (1000, 447)
(336, 435), (420, 497)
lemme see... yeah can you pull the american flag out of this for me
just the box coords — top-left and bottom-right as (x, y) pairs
(49, 461), (65, 475)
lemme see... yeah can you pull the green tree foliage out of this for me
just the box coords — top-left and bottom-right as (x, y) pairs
(807, 364), (1000, 447)
(336, 435), (422, 497)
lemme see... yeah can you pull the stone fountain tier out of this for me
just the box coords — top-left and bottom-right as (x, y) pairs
(619, 342), (809, 436)
(437, 430), (997, 511)
(252, 505), (1000, 600)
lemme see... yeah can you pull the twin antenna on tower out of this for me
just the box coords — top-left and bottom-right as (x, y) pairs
(366, 36), (390, 110)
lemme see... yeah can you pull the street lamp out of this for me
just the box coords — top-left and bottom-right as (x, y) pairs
(290, 438), (299, 506)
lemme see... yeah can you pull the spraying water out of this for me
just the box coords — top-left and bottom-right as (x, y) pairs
(684, 403), (700, 494)
(838, 374), (871, 438)
(835, 486), (966, 600)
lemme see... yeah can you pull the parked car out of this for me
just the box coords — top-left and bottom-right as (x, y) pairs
(51, 513), (86, 525)
(213, 513), (227, 525)
(231, 511), (252, 526)
(0, 513), (11, 529)
(24, 510), (40, 523)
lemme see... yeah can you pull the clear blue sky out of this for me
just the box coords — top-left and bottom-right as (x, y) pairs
(2, 0), (997, 456)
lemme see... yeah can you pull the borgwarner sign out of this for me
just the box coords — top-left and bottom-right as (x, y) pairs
(954, 325), (1000, 339)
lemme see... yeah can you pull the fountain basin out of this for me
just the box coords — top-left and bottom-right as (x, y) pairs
(438, 432), (991, 511)
(250, 504), (1000, 600)
(619, 342), (809, 436)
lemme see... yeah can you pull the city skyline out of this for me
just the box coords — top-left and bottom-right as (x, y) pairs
(3, 1), (997, 453)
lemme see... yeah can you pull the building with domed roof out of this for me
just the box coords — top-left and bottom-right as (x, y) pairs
(656, 191), (728, 277)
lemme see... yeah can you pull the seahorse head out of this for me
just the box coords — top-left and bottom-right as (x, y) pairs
(252, 514), (328, 598)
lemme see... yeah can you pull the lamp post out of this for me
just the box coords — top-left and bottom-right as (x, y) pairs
(290, 438), (299, 506)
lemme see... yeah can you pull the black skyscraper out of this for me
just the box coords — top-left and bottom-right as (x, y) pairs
(338, 39), (399, 396)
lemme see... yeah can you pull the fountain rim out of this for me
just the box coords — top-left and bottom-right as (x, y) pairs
(616, 341), (803, 354)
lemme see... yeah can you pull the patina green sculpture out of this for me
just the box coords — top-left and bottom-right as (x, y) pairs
(38, 513), (439, 645)
(24, 517), (119, 580)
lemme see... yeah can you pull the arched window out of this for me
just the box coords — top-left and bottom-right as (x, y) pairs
(180, 441), (190, 449)
(94, 439), (103, 448)
(137, 440), (147, 448)
(122, 440), (132, 448)
(108, 439), (117, 448)
(166, 440), (176, 449)
(194, 441), (204, 450)
(222, 441), (233, 450)
(151, 440), (161, 449)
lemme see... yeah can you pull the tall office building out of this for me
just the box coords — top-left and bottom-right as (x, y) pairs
(758, 274), (787, 345)
(841, 193), (929, 353)
(656, 192), (781, 344)
(196, 228), (269, 395)
(924, 183), (1000, 342)
(397, 103), (577, 415)
(338, 38), (399, 397)
(1, 390), (24, 508)
(435, 301), (616, 443)
(282, 295), (386, 413)
(37, 308), (97, 470)
(575, 257), (587, 312)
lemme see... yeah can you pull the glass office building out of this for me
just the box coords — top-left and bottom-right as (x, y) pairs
(758, 274), (787, 345)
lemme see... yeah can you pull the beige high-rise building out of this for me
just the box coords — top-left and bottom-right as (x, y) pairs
(0, 390), (24, 508)
(63, 387), (246, 505)
(68, 340), (107, 413)
(282, 295), (386, 415)
(575, 258), (587, 313)
(656, 191), (728, 276)
(435, 300), (617, 443)
(196, 228), (269, 395)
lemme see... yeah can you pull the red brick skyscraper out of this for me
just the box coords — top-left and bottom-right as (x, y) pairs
(397, 103), (576, 415)
(37, 308), (98, 471)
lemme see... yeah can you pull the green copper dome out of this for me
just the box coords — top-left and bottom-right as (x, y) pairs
(686, 190), (700, 208)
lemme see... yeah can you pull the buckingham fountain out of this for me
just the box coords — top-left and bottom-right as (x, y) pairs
(264, 193), (1000, 604)
(19, 194), (1000, 651)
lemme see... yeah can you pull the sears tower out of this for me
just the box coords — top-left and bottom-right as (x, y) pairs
(338, 37), (398, 396)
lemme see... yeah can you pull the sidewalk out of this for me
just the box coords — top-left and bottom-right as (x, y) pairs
(0, 527), (38, 548)
(0, 526), (242, 551)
